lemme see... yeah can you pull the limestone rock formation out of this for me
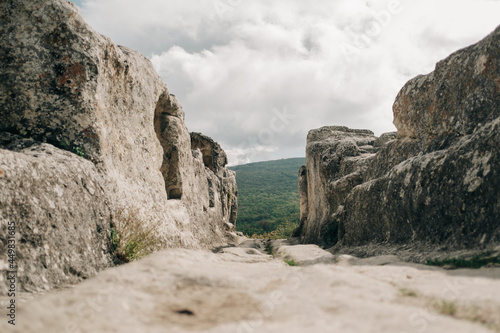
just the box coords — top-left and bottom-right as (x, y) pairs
(190, 132), (238, 228)
(297, 26), (500, 249)
(296, 127), (378, 244)
(0, 0), (237, 293)
(4, 244), (500, 333)
(0, 133), (113, 292)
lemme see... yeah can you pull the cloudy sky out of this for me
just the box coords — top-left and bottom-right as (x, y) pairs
(70, 0), (499, 165)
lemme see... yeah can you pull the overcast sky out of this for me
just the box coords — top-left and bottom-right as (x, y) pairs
(70, 0), (499, 165)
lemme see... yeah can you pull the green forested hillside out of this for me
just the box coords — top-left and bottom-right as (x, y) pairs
(229, 157), (306, 238)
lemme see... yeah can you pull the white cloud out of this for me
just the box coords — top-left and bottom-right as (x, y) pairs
(77, 0), (500, 165)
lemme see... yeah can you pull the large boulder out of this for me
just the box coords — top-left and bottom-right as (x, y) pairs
(297, 26), (500, 250)
(0, 133), (113, 293)
(0, 0), (237, 293)
(296, 126), (378, 244)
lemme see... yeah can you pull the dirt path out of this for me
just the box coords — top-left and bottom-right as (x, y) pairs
(1, 241), (499, 333)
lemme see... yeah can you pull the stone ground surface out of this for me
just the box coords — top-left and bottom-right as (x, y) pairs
(1, 240), (500, 333)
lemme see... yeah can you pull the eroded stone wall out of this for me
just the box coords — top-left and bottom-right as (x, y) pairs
(0, 0), (238, 293)
(298, 26), (500, 249)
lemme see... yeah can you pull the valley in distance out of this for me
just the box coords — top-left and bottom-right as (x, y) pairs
(229, 157), (305, 238)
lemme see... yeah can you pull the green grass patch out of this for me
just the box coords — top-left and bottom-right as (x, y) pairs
(284, 259), (299, 266)
(425, 253), (500, 269)
(399, 288), (418, 297)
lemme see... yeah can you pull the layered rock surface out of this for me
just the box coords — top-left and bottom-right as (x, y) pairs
(297, 26), (500, 249)
(0, 0), (237, 293)
(1, 243), (499, 333)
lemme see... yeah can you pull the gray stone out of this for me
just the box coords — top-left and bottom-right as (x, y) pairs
(373, 131), (397, 147)
(296, 126), (377, 244)
(393, 26), (500, 147)
(2, 246), (500, 333)
(0, 0), (238, 292)
(274, 244), (335, 265)
(297, 26), (500, 250)
(0, 133), (113, 294)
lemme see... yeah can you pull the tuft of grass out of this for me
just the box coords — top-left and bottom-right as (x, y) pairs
(111, 227), (120, 251)
(111, 208), (165, 263)
(433, 300), (457, 316)
(284, 259), (299, 266)
(426, 253), (500, 269)
(400, 288), (418, 297)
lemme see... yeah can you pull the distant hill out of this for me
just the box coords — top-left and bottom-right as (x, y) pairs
(229, 157), (306, 238)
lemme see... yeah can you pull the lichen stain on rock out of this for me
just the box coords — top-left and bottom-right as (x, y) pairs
(55, 62), (86, 93)
(81, 124), (98, 140)
(44, 24), (72, 47)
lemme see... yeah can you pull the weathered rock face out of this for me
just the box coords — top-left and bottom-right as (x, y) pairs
(393, 27), (500, 146)
(0, 0), (237, 292)
(297, 26), (500, 249)
(0, 133), (113, 293)
(297, 127), (378, 244)
(189, 132), (238, 229)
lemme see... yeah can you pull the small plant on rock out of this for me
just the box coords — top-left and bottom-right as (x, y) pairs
(72, 146), (85, 158)
(399, 288), (418, 297)
(111, 208), (165, 263)
(284, 259), (299, 266)
(433, 300), (457, 316)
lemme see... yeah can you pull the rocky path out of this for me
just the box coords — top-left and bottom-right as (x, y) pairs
(2, 241), (500, 333)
